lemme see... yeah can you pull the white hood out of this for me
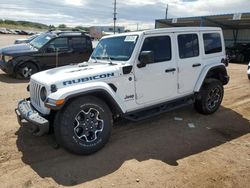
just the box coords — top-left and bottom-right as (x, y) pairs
(31, 62), (121, 88)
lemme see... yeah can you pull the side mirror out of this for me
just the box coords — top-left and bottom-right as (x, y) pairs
(47, 45), (56, 53)
(138, 51), (154, 68)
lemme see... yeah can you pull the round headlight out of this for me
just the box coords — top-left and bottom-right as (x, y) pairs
(4, 56), (13, 62)
(40, 87), (47, 102)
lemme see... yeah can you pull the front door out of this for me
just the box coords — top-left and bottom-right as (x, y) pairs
(134, 34), (177, 105)
(40, 37), (71, 68)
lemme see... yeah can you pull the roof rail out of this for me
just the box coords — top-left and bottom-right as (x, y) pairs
(56, 31), (86, 36)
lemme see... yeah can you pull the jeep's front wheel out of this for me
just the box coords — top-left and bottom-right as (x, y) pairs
(54, 96), (112, 155)
(194, 79), (224, 115)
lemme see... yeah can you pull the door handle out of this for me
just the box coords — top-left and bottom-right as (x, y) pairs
(192, 63), (201, 67)
(165, 68), (176, 73)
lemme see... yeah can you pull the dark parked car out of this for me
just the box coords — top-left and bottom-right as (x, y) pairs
(0, 31), (93, 79)
(14, 34), (40, 44)
(226, 43), (250, 63)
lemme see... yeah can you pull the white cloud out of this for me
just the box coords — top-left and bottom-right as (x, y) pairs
(0, 0), (249, 30)
(64, 0), (85, 6)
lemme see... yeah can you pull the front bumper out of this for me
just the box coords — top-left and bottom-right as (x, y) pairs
(0, 60), (14, 75)
(15, 98), (49, 136)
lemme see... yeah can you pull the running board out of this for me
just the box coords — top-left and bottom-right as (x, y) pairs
(124, 96), (194, 121)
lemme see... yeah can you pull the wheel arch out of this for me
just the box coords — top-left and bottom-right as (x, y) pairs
(194, 64), (229, 92)
(14, 59), (40, 74)
(50, 88), (125, 117)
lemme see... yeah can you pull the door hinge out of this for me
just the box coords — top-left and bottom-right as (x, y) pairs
(177, 83), (180, 89)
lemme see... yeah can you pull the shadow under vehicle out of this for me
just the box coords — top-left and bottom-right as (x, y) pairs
(16, 106), (250, 186)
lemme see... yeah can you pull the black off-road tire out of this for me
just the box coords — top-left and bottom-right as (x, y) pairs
(248, 74), (250, 80)
(54, 96), (112, 155)
(16, 62), (38, 79)
(194, 79), (224, 115)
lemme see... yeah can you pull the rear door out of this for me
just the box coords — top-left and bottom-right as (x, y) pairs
(176, 32), (202, 94)
(69, 36), (93, 64)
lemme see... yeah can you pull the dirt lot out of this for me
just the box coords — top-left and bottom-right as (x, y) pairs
(0, 34), (249, 188)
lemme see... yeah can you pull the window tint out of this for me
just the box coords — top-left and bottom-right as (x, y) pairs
(50, 38), (68, 50)
(178, 34), (199, 58)
(71, 37), (87, 49)
(203, 33), (222, 54)
(141, 36), (171, 63)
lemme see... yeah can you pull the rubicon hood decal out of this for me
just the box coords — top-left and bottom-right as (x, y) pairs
(31, 62), (121, 87)
(63, 72), (115, 86)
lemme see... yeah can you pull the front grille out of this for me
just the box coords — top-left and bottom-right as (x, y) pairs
(30, 80), (42, 107)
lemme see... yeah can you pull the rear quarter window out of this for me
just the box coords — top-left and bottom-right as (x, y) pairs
(71, 37), (87, 49)
(203, 33), (222, 54)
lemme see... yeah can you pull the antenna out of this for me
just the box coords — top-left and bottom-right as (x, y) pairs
(165, 4), (168, 19)
(113, 0), (117, 34)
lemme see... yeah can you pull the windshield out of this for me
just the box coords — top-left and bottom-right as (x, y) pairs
(27, 34), (39, 41)
(30, 33), (53, 49)
(91, 35), (138, 61)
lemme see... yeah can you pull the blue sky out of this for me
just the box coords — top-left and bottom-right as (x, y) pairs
(0, 0), (249, 30)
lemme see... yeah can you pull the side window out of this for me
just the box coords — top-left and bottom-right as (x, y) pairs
(141, 36), (171, 63)
(178, 34), (199, 59)
(203, 33), (222, 54)
(71, 37), (87, 50)
(50, 38), (68, 51)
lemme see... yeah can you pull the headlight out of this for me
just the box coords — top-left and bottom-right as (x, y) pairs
(40, 87), (47, 102)
(4, 56), (13, 62)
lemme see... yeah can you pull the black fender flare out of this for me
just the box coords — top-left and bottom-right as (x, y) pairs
(13, 57), (40, 73)
(195, 65), (229, 92)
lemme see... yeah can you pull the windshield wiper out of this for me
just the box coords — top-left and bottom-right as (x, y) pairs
(29, 43), (37, 49)
(91, 56), (117, 65)
(108, 56), (114, 65)
(102, 56), (117, 65)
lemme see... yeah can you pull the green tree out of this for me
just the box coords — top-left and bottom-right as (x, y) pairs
(58, 24), (67, 28)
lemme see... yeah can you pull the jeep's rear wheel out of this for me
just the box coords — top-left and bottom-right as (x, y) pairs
(194, 79), (224, 115)
(54, 96), (112, 155)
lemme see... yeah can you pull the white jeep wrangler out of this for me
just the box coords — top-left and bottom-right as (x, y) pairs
(16, 27), (229, 154)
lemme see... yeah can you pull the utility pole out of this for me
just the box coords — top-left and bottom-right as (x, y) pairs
(165, 4), (168, 19)
(113, 0), (117, 34)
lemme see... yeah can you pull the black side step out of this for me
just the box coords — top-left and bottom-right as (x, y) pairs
(124, 96), (194, 121)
